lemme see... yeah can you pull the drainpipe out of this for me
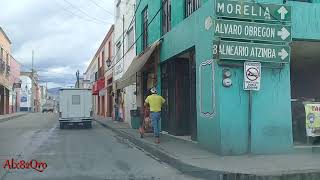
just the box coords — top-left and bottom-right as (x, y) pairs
(248, 90), (252, 154)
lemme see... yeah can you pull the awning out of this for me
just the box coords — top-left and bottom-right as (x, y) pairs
(116, 40), (161, 89)
(99, 88), (108, 96)
(96, 78), (105, 91)
(92, 84), (98, 95)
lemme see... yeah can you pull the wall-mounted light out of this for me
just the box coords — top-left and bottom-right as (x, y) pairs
(223, 69), (232, 78)
(222, 69), (232, 87)
(106, 58), (112, 68)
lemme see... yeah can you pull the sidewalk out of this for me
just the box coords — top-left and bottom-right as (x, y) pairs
(0, 112), (29, 123)
(95, 117), (320, 180)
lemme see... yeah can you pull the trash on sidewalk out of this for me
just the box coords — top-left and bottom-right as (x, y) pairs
(139, 107), (153, 138)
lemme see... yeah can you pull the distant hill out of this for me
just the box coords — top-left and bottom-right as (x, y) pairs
(47, 87), (61, 95)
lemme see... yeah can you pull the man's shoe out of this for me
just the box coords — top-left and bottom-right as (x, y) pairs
(155, 138), (160, 144)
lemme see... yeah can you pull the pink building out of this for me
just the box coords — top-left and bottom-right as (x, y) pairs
(88, 25), (114, 118)
(9, 57), (21, 113)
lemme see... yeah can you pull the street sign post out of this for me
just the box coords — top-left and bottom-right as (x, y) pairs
(244, 62), (261, 91)
(214, 19), (291, 42)
(213, 40), (290, 63)
(216, 0), (291, 22)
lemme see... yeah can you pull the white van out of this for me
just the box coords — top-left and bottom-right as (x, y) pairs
(59, 88), (93, 129)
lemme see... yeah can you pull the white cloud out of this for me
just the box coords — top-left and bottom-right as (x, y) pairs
(0, 0), (114, 88)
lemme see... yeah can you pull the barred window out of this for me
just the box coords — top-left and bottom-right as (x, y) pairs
(142, 7), (148, 50)
(185, 0), (200, 17)
(162, 0), (171, 35)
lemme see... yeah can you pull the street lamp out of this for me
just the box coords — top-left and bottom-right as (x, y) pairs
(106, 58), (112, 68)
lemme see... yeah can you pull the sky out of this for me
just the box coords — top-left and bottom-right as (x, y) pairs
(0, 0), (114, 88)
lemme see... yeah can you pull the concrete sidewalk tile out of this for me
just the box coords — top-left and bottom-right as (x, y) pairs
(94, 118), (320, 179)
(0, 112), (29, 123)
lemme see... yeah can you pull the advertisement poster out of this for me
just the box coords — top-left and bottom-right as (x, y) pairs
(20, 91), (30, 108)
(305, 103), (320, 137)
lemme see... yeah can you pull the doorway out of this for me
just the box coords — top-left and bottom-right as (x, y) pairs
(291, 41), (320, 145)
(107, 87), (113, 117)
(161, 51), (197, 140)
(101, 96), (105, 117)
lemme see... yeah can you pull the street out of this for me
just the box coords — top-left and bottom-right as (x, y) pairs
(0, 113), (197, 180)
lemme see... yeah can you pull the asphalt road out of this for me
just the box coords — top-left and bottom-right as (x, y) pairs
(0, 113), (198, 180)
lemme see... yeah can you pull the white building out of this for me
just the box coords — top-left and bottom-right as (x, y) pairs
(84, 59), (98, 114)
(113, 0), (137, 125)
(40, 85), (47, 110)
(19, 76), (32, 112)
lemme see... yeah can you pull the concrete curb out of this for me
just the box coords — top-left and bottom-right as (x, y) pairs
(94, 119), (320, 180)
(0, 113), (29, 123)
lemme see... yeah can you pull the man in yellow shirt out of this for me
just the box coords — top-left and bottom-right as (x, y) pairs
(144, 87), (165, 144)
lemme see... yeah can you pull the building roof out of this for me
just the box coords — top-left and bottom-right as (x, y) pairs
(0, 27), (12, 44)
(85, 25), (114, 74)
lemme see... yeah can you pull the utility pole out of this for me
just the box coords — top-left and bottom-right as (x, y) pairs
(123, 15), (125, 64)
(31, 50), (35, 112)
(76, 70), (80, 88)
(32, 50), (34, 75)
(46, 82), (48, 99)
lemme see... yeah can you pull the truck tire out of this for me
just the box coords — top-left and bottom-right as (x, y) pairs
(86, 122), (92, 129)
(59, 122), (65, 129)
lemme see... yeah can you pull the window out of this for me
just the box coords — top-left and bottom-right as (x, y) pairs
(142, 7), (148, 51)
(0, 48), (3, 60)
(95, 71), (98, 81)
(116, 41), (122, 61)
(102, 51), (105, 65)
(185, 0), (200, 17)
(162, 0), (171, 34)
(127, 26), (134, 50)
(116, 0), (121, 19)
(108, 41), (112, 59)
(6, 53), (9, 64)
(72, 95), (80, 105)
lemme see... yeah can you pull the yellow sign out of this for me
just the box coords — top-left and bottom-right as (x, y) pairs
(305, 104), (320, 137)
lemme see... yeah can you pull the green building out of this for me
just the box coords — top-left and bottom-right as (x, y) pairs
(131, 0), (320, 155)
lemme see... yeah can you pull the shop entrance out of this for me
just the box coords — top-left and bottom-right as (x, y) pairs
(291, 41), (320, 145)
(161, 51), (197, 140)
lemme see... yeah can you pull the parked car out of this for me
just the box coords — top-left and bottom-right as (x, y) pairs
(59, 88), (93, 129)
(42, 100), (55, 113)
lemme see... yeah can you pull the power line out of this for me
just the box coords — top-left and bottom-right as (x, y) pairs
(87, 0), (114, 16)
(110, 0), (166, 70)
(62, 0), (112, 25)
(105, 0), (142, 68)
(87, 0), (141, 71)
(55, 0), (106, 25)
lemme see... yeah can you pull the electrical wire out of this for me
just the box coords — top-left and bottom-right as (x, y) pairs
(55, 0), (106, 25)
(87, 0), (142, 71)
(62, 0), (112, 24)
(106, 0), (142, 68)
(87, 0), (114, 16)
(110, 0), (167, 70)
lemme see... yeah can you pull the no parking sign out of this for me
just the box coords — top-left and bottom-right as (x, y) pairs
(244, 62), (261, 91)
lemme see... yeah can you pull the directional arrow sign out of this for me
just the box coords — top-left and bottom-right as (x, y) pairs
(278, 6), (288, 20)
(216, 0), (291, 22)
(214, 19), (292, 42)
(213, 40), (290, 63)
(277, 27), (291, 41)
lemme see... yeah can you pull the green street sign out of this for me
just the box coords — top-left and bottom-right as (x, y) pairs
(216, 0), (291, 22)
(214, 19), (292, 42)
(213, 40), (290, 63)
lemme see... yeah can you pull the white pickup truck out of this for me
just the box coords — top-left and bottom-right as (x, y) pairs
(59, 88), (93, 129)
